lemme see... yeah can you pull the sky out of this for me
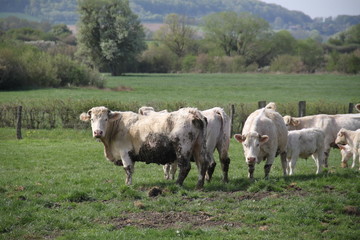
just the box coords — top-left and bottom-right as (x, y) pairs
(261, 0), (360, 18)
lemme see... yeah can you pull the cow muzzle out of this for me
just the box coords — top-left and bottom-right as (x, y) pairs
(93, 130), (103, 138)
(247, 157), (256, 164)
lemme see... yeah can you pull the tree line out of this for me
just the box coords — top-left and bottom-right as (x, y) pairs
(1, 0), (360, 90)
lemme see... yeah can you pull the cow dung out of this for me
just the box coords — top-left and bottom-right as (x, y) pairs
(148, 187), (162, 197)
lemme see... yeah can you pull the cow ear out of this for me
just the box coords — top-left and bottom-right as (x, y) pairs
(259, 135), (269, 144)
(234, 134), (246, 142)
(292, 119), (300, 126)
(79, 111), (91, 122)
(108, 111), (121, 122)
(355, 103), (360, 112)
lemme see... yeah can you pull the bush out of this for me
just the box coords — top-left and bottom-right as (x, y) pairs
(0, 41), (104, 89)
(270, 55), (305, 73)
(181, 55), (196, 72)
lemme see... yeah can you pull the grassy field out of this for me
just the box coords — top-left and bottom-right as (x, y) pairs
(1, 73), (360, 239)
(1, 73), (359, 106)
(0, 127), (359, 239)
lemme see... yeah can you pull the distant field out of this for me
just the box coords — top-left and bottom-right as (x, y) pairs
(0, 128), (359, 239)
(0, 12), (41, 22)
(1, 73), (359, 106)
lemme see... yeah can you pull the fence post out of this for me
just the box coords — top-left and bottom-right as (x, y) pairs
(298, 101), (306, 117)
(348, 103), (354, 113)
(258, 101), (266, 109)
(230, 104), (235, 135)
(16, 106), (23, 140)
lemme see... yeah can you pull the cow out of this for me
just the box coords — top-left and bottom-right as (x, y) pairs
(283, 113), (360, 167)
(285, 128), (325, 175)
(338, 144), (353, 168)
(139, 106), (231, 183)
(80, 106), (210, 189)
(335, 128), (360, 170)
(234, 103), (288, 179)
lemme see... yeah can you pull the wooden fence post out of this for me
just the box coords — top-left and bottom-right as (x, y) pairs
(298, 101), (306, 117)
(258, 101), (266, 109)
(348, 103), (354, 113)
(16, 106), (22, 140)
(230, 104), (235, 135)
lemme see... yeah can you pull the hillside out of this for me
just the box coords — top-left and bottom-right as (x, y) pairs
(0, 0), (359, 37)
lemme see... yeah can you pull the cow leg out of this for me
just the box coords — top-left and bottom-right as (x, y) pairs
(289, 157), (297, 176)
(324, 149), (330, 168)
(218, 146), (230, 183)
(352, 153), (357, 169)
(264, 156), (275, 179)
(312, 152), (322, 174)
(205, 153), (216, 182)
(163, 164), (171, 180)
(248, 164), (255, 179)
(176, 157), (191, 187)
(280, 152), (288, 176)
(124, 164), (134, 185)
(169, 161), (177, 180)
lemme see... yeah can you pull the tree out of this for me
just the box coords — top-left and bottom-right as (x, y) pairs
(77, 0), (146, 76)
(296, 38), (324, 73)
(202, 12), (272, 66)
(155, 14), (196, 58)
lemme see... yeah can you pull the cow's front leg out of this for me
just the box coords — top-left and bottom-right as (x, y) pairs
(121, 152), (135, 185)
(280, 152), (288, 176)
(264, 156), (275, 179)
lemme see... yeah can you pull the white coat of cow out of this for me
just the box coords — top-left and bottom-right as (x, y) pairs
(338, 144), (353, 168)
(139, 106), (231, 182)
(283, 113), (360, 167)
(285, 128), (325, 175)
(80, 106), (209, 189)
(234, 103), (288, 179)
(335, 128), (360, 170)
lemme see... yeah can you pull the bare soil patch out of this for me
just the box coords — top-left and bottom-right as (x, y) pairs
(113, 210), (242, 229)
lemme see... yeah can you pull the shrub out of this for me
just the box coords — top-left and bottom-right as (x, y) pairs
(270, 54), (305, 73)
(0, 41), (104, 90)
(181, 55), (196, 72)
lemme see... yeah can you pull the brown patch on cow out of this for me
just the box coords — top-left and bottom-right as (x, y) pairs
(128, 133), (177, 165)
(113, 211), (242, 229)
(148, 187), (162, 197)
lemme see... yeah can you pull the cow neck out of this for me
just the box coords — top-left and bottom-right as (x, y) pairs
(100, 120), (121, 162)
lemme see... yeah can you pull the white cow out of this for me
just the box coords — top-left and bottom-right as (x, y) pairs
(80, 106), (209, 189)
(338, 144), (353, 168)
(335, 128), (360, 170)
(234, 103), (288, 179)
(285, 128), (325, 175)
(139, 106), (231, 183)
(283, 113), (360, 167)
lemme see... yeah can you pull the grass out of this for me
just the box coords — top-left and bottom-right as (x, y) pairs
(0, 73), (359, 106)
(1, 127), (360, 239)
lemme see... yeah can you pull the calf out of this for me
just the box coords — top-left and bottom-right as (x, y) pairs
(285, 128), (325, 175)
(335, 128), (360, 170)
(234, 103), (288, 179)
(283, 113), (360, 167)
(80, 106), (209, 188)
(338, 144), (353, 168)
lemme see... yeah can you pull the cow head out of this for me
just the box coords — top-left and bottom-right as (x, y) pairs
(79, 106), (121, 138)
(283, 115), (300, 130)
(335, 128), (347, 146)
(234, 131), (269, 165)
(356, 103), (360, 112)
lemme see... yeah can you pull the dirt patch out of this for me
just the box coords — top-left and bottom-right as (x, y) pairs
(113, 211), (241, 229)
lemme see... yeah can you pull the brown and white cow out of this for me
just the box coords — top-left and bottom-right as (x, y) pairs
(283, 113), (360, 167)
(139, 106), (231, 183)
(285, 128), (325, 175)
(80, 106), (209, 189)
(335, 128), (360, 170)
(234, 103), (288, 179)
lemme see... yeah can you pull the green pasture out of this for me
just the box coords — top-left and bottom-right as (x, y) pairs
(1, 73), (359, 106)
(1, 73), (360, 239)
(0, 128), (359, 239)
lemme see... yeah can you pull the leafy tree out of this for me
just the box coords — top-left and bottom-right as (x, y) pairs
(76, 0), (146, 75)
(296, 38), (324, 73)
(202, 12), (272, 66)
(155, 14), (196, 58)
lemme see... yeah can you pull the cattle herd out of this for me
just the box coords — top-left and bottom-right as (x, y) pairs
(80, 103), (360, 189)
